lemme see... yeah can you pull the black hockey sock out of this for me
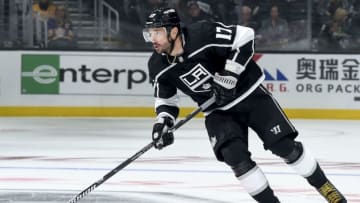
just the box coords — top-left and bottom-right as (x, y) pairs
(252, 186), (280, 203)
(306, 163), (328, 188)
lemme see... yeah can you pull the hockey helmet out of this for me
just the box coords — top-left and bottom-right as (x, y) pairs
(143, 8), (181, 42)
(144, 7), (181, 29)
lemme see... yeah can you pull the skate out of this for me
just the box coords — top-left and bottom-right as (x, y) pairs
(317, 181), (347, 203)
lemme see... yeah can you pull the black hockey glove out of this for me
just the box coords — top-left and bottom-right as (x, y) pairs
(152, 116), (174, 150)
(213, 69), (238, 106)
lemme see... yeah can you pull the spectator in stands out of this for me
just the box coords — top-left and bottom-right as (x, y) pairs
(213, 0), (238, 24)
(257, 4), (289, 49)
(350, 2), (360, 49)
(183, 0), (215, 24)
(167, 0), (188, 21)
(315, 0), (353, 28)
(318, 7), (352, 50)
(32, 0), (56, 20)
(242, 0), (263, 22)
(47, 5), (76, 49)
(238, 5), (260, 32)
(325, 0), (352, 17)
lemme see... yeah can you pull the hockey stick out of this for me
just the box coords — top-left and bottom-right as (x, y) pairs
(67, 96), (215, 203)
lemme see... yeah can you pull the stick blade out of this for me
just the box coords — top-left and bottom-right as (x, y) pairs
(68, 183), (97, 203)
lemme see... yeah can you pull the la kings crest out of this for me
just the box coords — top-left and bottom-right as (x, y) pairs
(180, 63), (212, 93)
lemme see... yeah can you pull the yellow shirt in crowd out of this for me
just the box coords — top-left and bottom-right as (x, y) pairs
(32, 4), (56, 19)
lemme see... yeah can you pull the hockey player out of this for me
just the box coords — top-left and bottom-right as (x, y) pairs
(143, 7), (347, 203)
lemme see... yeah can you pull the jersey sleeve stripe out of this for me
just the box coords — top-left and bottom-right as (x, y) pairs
(240, 40), (255, 68)
(155, 94), (179, 109)
(232, 25), (255, 51)
(154, 63), (177, 83)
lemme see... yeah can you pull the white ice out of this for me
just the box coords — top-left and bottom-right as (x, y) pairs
(0, 117), (359, 202)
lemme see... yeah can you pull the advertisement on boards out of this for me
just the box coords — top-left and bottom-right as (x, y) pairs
(21, 53), (153, 96)
(0, 51), (359, 117)
(256, 54), (360, 109)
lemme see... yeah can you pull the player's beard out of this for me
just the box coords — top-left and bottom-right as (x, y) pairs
(153, 41), (172, 54)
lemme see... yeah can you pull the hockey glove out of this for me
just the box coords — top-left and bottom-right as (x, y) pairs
(213, 70), (238, 106)
(152, 115), (174, 150)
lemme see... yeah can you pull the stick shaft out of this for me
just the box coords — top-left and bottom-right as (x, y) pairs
(68, 96), (214, 203)
(170, 96), (215, 132)
(68, 142), (154, 203)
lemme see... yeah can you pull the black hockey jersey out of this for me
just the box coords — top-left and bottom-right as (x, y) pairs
(148, 21), (265, 120)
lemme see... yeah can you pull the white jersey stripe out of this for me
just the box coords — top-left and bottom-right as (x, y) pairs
(155, 94), (179, 109)
(232, 25), (255, 51)
(154, 63), (177, 83)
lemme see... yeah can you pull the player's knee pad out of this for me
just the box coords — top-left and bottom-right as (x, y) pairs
(219, 139), (255, 177)
(231, 159), (257, 177)
(283, 141), (304, 164)
(268, 137), (299, 161)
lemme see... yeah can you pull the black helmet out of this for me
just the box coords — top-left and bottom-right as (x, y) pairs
(144, 7), (181, 29)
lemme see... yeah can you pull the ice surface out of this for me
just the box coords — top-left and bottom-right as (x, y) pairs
(0, 118), (359, 202)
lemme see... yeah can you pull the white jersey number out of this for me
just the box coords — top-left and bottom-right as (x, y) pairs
(216, 26), (232, 40)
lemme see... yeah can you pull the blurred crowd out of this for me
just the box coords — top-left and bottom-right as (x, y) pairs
(1, 0), (359, 51)
(116, 0), (360, 51)
(314, 0), (360, 51)
(32, 0), (76, 48)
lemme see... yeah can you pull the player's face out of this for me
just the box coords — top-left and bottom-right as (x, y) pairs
(143, 27), (171, 54)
